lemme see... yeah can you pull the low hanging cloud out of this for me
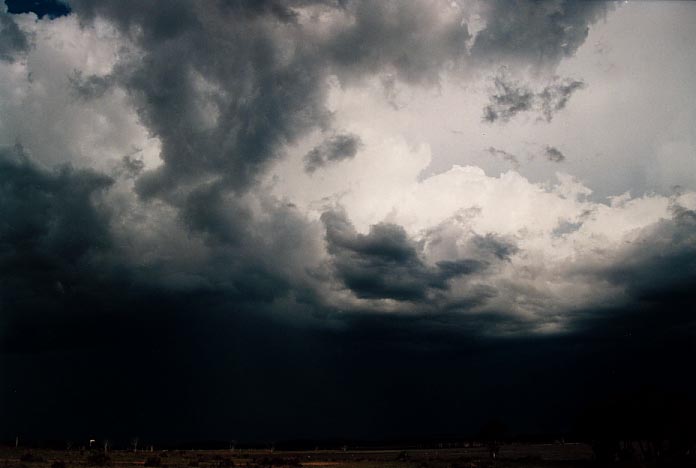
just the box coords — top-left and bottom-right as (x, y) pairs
(304, 133), (362, 173)
(483, 73), (586, 123)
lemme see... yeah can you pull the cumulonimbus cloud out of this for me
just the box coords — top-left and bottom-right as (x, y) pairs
(3, 0), (690, 345)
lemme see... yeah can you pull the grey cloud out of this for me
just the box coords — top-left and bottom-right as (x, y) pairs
(113, 152), (145, 179)
(68, 0), (471, 204)
(325, 0), (471, 84)
(62, 0), (602, 265)
(603, 203), (696, 305)
(538, 79), (585, 121)
(321, 209), (489, 301)
(0, 140), (320, 325)
(560, 204), (696, 362)
(69, 71), (117, 100)
(472, 233), (518, 261)
(2, 1), (620, 327)
(304, 133), (362, 173)
(4, 3), (695, 442)
(0, 10), (30, 63)
(486, 145), (566, 167)
(485, 146), (520, 168)
(471, 0), (614, 70)
(544, 145), (565, 162)
(71, 0), (328, 201)
(483, 73), (586, 123)
(179, 181), (251, 245)
(64, 0), (610, 202)
(482, 74), (534, 123)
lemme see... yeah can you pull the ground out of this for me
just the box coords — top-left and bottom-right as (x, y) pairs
(0, 443), (663, 468)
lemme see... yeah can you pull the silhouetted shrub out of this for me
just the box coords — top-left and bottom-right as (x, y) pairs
(52, 460), (67, 468)
(188, 460), (199, 467)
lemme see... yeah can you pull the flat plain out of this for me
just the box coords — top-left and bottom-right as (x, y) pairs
(0, 443), (630, 468)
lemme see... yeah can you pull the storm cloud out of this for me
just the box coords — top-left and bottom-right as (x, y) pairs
(1, 0), (694, 443)
(471, 0), (614, 70)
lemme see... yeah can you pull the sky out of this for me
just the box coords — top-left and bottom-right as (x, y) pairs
(0, 0), (695, 443)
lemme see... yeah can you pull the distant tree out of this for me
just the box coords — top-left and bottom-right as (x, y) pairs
(132, 438), (139, 453)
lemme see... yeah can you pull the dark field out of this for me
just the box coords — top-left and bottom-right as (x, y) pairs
(0, 444), (669, 468)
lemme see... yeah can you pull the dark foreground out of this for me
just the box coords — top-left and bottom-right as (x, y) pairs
(0, 444), (687, 468)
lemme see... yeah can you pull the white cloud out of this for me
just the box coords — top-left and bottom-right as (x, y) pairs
(268, 121), (686, 332)
(0, 14), (161, 172)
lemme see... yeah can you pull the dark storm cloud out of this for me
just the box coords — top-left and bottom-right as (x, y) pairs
(0, 143), (316, 333)
(321, 209), (490, 301)
(6, 0), (693, 444)
(63, 0), (604, 202)
(483, 74), (586, 123)
(603, 203), (696, 308)
(324, 0), (471, 84)
(66, 0), (472, 204)
(304, 133), (362, 173)
(60, 0), (604, 261)
(544, 145), (565, 162)
(0, 9), (30, 62)
(471, 0), (614, 70)
(0, 144), (113, 317)
(178, 181), (251, 245)
(70, 0), (327, 200)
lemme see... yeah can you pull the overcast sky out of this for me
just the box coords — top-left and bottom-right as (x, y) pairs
(1, 0), (695, 442)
